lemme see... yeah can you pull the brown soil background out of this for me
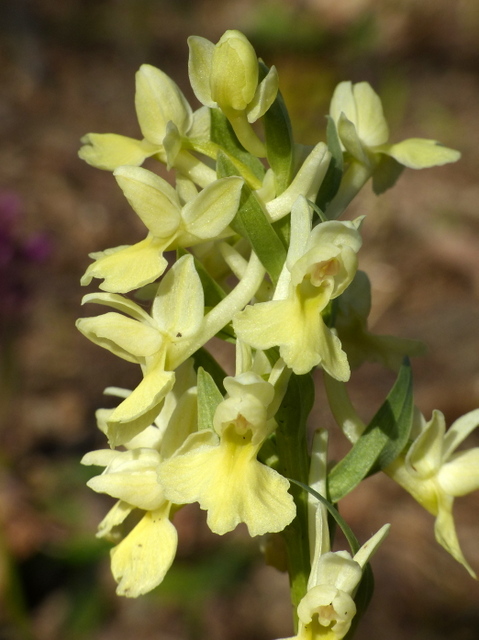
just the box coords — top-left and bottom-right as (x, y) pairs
(1, 1), (479, 639)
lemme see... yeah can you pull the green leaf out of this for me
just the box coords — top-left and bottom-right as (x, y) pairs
(192, 348), (228, 394)
(259, 61), (294, 195)
(217, 152), (287, 284)
(210, 108), (265, 181)
(196, 366), (224, 430)
(328, 358), (413, 502)
(316, 116), (343, 213)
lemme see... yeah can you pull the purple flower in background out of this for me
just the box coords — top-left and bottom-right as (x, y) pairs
(0, 190), (51, 325)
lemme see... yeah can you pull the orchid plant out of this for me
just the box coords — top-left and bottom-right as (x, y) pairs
(77, 29), (477, 638)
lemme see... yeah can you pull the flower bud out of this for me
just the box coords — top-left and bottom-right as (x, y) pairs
(210, 30), (258, 113)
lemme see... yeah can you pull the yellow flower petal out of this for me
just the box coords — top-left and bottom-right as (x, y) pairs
(297, 584), (356, 639)
(160, 436), (295, 536)
(188, 36), (216, 107)
(79, 133), (159, 170)
(76, 312), (163, 362)
(135, 64), (192, 144)
(107, 366), (175, 446)
(153, 254), (205, 340)
(381, 138), (461, 169)
(97, 501), (132, 542)
(80, 291), (152, 323)
(234, 289), (350, 380)
(434, 493), (477, 578)
(337, 113), (369, 165)
(246, 65), (279, 123)
(181, 176), (243, 240)
(351, 82), (389, 147)
(438, 449), (479, 497)
(330, 81), (389, 149)
(114, 166), (182, 238)
(330, 81), (358, 135)
(210, 30), (258, 112)
(80, 237), (169, 293)
(265, 144), (330, 222)
(86, 449), (164, 511)
(111, 505), (177, 597)
(442, 408), (479, 459)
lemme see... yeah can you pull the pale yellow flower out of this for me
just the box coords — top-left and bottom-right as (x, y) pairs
(330, 81), (460, 172)
(158, 371), (295, 536)
(386, 408), (479, 577)
(81, 168), (243, 293)
(279, 431), (389, 640)
(77, 254), (204, 444)
(279, 507), (389, 640)
(234, 197), (362, 379)
(81, 361), (198, 597)
(327, 81), (461, 217)
(79, 64), (214, 186)
(261, 143), (331, 223)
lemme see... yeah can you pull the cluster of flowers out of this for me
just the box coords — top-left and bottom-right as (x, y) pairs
(77, 30), (479, 638)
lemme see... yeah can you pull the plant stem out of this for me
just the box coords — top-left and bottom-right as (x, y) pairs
(274, 372), (315, 628)
(325, 161), (371, 219)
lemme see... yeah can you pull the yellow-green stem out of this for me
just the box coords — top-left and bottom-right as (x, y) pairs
(274, 372), (314, 629)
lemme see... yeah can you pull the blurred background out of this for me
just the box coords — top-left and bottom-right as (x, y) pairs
(1, 1), (479, 638)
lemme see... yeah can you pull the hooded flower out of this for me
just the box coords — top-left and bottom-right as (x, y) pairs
(278, 491), (388, 640)
(78, 65), (216, 189)
(79, 64), (210, 173)
(329, 81), (461, 193)
(158, 371), (295, 536)
(386, 408), (479, 577)
(280, 429), (389, 640)
(330, 81), (461, 170)
(81, 167), (243, 293)
(76, 254), (204, 445)
(288, 524), (388, 640)
(234, 197), (362, 379)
